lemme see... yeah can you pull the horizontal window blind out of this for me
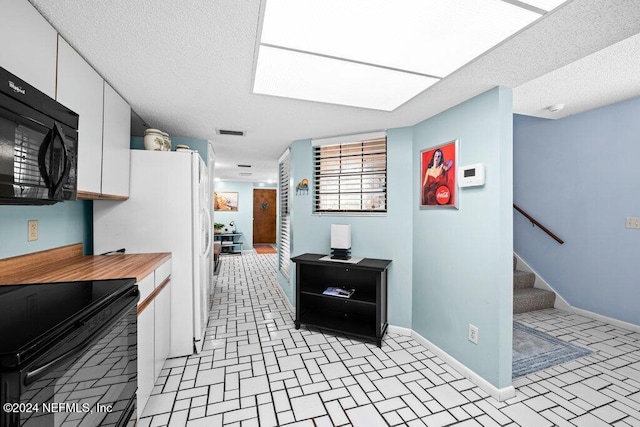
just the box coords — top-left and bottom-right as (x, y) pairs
(278, 151), (291, 281)
(314, 137), (387, 213)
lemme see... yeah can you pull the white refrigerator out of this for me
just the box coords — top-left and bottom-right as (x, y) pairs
(93, 150), (212, 357)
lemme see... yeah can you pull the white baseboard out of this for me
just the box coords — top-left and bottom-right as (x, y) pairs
(571, 307), (640, 333)
(407, 328), (516, 402)
(387, 325), (412, 336)
(273, 284), (295, 314)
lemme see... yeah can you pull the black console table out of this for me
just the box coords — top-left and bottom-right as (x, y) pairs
(213, 233), (243, 254)
(291, 253), (392, 347)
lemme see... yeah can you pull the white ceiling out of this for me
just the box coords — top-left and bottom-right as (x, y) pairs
(28, 0), (640, 183)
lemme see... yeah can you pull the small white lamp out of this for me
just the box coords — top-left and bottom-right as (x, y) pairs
(331, 224), (351, 260)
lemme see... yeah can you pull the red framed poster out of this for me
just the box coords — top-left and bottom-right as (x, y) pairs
(420, 139), (458, 209)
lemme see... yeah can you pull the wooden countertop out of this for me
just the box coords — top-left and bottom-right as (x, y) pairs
(0, 243), (171, 285)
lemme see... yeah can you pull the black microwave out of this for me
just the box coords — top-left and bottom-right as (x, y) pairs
(0, 66), (79, 205)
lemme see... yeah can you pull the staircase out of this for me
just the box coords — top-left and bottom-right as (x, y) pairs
(513, 256), (556, 314)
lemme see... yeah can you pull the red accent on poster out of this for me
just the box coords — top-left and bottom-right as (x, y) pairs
(420, 140), (458, 209)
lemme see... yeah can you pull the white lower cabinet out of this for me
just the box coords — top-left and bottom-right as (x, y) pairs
(154, 277), (171, 379)
(137, 260), (172, 419)
(136, 292), (154, 419)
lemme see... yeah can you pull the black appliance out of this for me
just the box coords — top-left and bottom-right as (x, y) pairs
(0, 279), (139, 427)
(0, 66), (79, 205)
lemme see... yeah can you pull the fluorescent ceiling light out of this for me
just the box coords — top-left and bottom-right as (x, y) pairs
(513, 0), (569, 12)
(254, 0), (554, 110)
(253, 46), (438, 111)
(260, 0), (541, 77)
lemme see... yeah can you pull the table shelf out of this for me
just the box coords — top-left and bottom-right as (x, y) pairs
(292, 253), (391, 347)
(214, 233), (243, 254)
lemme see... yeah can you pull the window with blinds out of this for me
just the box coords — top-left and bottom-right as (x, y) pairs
(278, 151), (291, 281)
(313, 137), (387, 213)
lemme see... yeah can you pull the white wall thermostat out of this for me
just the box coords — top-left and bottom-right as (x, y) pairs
(458, 163), (485, 187)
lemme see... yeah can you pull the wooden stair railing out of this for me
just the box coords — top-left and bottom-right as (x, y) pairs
(514, 204), (564, 244)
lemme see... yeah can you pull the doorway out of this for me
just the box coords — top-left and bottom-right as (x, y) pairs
(253, 189), (277, 244)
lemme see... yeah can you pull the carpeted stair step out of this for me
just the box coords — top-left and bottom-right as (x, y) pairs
(513, 288), (556, 314)
(514, 270), (535, 290)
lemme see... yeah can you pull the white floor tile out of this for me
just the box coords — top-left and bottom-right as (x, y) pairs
(345, 404), (387, 427)
(372, 377), (410, 399)
(427, 383), (469, 409)
(319, 361), (350, 380)
(186, 414), (222, 427)
(290, 394), (327, 420)
(141, 392), (176, 417)
(501, 401), (553, 427)
(145, 252), (640, 427)
(278, 354), (305, 371)
(239, 375), (270, 397)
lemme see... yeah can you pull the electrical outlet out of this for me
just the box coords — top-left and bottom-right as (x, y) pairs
(468, 324), (479, 344)
(28, 220), (38, 242)
(626, 217), (640, 229)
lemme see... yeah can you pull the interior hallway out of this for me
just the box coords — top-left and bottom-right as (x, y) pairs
(137, 251), (640, 426)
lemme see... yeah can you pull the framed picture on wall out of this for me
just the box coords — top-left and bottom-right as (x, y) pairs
(420, 139), (459, 209)
(214, 192), (239, 211)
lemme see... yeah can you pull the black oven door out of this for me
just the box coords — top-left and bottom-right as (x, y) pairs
(1, 297), (137, 427)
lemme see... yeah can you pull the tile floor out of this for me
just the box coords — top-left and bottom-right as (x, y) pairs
(136, 251), (640, 426)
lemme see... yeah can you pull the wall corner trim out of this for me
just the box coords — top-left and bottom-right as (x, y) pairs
(409, 328), (516, 402)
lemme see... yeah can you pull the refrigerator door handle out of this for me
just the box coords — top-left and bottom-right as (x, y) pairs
(202, 207), (212, 257)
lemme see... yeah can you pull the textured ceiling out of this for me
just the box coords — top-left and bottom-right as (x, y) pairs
(28, 0), (640, 182)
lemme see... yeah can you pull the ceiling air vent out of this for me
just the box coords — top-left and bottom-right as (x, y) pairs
(237, 164), (252, 168)
(217, 129), (245, 136)
(239, 173), (252, 176)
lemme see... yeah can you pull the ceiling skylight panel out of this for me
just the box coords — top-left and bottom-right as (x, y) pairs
(253, 46), (439, 111)
(260, 0), (541, 77)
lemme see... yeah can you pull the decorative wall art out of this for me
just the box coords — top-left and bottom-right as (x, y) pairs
(420, 139), (459, 209)
(296, 178), (309, 195)
(214, 192), (239, 211)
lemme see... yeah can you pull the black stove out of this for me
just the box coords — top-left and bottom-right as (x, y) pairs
(0, 279), (139, 427)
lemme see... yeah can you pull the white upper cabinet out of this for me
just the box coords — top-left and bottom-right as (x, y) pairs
(102, 83), (131, 197)
(4, 1), (131, 199)
(56, 36), (104, 196)
(57, 36), (131, 199)
(0, 0), (57, 97)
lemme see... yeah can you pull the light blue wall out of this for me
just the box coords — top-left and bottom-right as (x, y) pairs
(0, 200), (93, 259)
(412, 87), (514, 388)
(514, 97), (640, 326)
(214, 181), (254, 250)
(274, 87), (515, 390)
(286, 127), (415, 328)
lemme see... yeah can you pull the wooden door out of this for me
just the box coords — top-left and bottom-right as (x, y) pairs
(253, 189), (277, 244)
